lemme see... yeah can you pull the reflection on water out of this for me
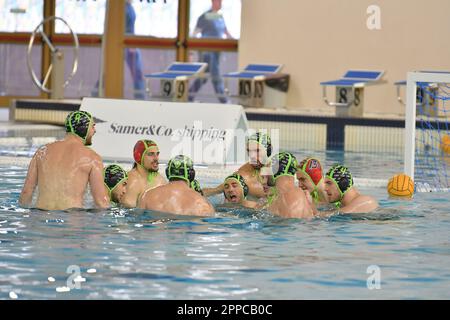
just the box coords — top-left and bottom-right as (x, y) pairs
(1, 166), (450, 299)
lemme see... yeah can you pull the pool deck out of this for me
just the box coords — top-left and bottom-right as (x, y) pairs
(0, 108), (63, 131)
(244, 106), (406, 121)
(2, 100), (407, 122)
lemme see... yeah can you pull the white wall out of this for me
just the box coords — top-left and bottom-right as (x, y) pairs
(239, 0), (450, 115)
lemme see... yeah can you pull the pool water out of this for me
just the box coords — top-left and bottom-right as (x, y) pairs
(1, 147), (450, 300)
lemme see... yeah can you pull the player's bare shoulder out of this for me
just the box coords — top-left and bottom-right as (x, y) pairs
(237, 163), (253, 177)
(352, 194), (379, 209)
(292, 187), (310, 204)
(80, 146), (102, 163)
(194, 194), (215, 216)
(33, 143), (51, 160)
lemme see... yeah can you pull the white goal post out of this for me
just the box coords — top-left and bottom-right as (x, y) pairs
(404, 71), (450, 182)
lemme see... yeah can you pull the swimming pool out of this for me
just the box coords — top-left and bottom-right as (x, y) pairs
(1, 127), (449, 300)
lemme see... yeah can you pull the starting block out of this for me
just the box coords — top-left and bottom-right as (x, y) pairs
(395, 71), (450, 117)
(321, 70), (385, 117)
(145, 62), (207, 102)
(223, 64), (288, 108)
(394, 80), (432, 113)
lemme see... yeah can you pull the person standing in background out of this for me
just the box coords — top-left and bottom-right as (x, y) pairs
(91, 0), (145, 99)
(189, 0), (233, 103)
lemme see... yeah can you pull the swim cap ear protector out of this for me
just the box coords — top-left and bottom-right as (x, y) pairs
(104, 164), (128, 199)
(247, 132), (272, 157)
(165, 155), (195, 184)
(190, 179), (203, 195)
(271, 152), (298, 181)
(133, 139), (159, 167)
(223, 173), (249, 199)
(65, 110), (93, 145)
(298, 157), (323, 186)
(325, 164), (354, 204)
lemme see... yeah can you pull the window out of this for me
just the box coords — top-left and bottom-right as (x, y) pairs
(188, 50), (237, 103)
(55, 0), (106, 35)
(129, 0), (178, 38)
(189, 0), (241, 39)
(59, 46), (102, 99)
(0, 0), (44, 32)
(0, 43), (41, 96)
(123, 48), (176, 100)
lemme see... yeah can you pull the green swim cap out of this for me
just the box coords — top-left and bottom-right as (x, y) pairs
(104, 164), (128, 198)
(224, 173), (249, 198)
(190, 179), (203, 195)
(65, 110), (93, 145)
(271, 152), (298, 181)
(325, 164), (354, 207)
(165, 155), (195, 184)
(247, 132), (272, 157)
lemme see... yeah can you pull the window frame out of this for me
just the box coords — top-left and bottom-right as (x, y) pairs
(0, 0), (239, 106)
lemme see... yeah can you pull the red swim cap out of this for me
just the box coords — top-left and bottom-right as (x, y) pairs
(133, 140), (158, 166)
(299, 158), (323, 186)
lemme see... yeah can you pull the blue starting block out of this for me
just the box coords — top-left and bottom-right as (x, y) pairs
(145, 62), (207, 102)
(321, 70), (385, 117)
(223, 64), (288, 108)
(395, 71), (450, 117)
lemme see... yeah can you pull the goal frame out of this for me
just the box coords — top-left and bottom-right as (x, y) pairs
(405, 71), (450, 180)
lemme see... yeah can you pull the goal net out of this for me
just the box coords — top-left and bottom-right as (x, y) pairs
(405, 71), (450, 192)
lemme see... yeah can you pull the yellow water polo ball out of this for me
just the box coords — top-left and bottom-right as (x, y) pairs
(387, 173), (414, 198)
(441, 134), (450, 155)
